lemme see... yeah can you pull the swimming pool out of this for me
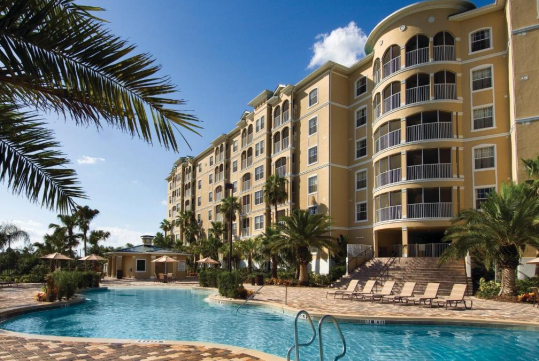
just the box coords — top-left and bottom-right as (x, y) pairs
(1, 288), (538, 360)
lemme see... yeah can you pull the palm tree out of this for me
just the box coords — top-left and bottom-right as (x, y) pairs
(220, 196), (241, 271)
(0, 222), (30, 276)
(34, 228), (67, 256)
(239, 238), (259, 274)
(159, 219), (174, 239)
(208, 221), (225, 240)
(88, 230), (111, 255)
(0, 1), (200, 213)
(441, 182), (539, 295)
(49, 214), (81, 258)
(263, 175), (289, 225)
(200, 236), (223, 260)
(275, 209), (334, 285)
(260, 227), (284, 278)
(176, 211), (197, 243)
(75, 206), (100, 256)
(523, 155), (539, 192)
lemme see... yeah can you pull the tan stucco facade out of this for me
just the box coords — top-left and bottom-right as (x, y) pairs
(166, 0), (539, 270)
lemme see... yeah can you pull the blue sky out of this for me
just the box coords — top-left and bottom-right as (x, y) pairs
(0, 0), (492, 250)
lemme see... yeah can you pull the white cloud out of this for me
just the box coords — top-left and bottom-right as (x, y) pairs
(161, 200), (167, 206)
(77, 155), (106, 165)
(308, 21), (368, 69)
(10, 220), (49, 248)
(96, 226), (150, 249)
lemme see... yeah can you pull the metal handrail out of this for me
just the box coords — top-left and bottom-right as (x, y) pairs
(347, 246), (373, 274)
(236, 285), (264, 314)
(287, 310), (317, 361)
(318, 315), (347, 361)
(374, 245), (407, 287)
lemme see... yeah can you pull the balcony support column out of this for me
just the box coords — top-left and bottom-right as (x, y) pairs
(400, 80), (406, 105)
(452, 186), (460, 216)
(373, 230), (378, 257)
(451, 147), (458, 178)
(400, 45), (406, 69)
(400, 118), (406, 144)
(401, 150), (407, 180)
(429, 37), (434, 62)
(455, 37), (462, 61)
(456, 73), (462, 100)
(402, 227), (409, 257)
(429, 73), (435, 100)
(401, 189), (407, 219)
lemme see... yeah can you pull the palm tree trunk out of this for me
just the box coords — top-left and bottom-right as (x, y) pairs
(248, 255), (252, 273)
(271, 255), (278, 278)
(298, 262), (309, 286)
(499, 267), (517, 295)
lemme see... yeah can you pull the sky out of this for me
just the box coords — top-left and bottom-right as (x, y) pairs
(0, 0), (493, 251)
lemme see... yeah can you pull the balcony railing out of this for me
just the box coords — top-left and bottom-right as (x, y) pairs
(407, 202), (452, 219)
(407, 163), (452, 180)
(215, 173), (224, 182)
(374, 104), (381, 120)
(434, 83), (457, 100)
(373, 70), (381, 85)
(241, 227), (250, 237)
(376, 205), (402, 223)
(242, 181), (251, 191)
(433, 45), (455, 61)
(383, 56), (401, 78)
(282, 137), (290, 150)
(276, 166), (286, 177)
(216, 214), (223, 222)
(274, 115), (281, 128)
(241, 138), (247, 147)
(407, 243), (450, 257)
(283, 110), (290, 123)
(383, 92), (401, 114)
(242, 204), (250, 214)
(375, 128), (401, 154)
(216, 193), (223, 201)
(406, 85), (430, 104)
(375, 168), (401, 188)
(406, 122), (452, 142)
(247, 157), (253, 167)
(247, 134), (253, 144)
(405, 47), (429, 67)
(273, 142), (281, 154)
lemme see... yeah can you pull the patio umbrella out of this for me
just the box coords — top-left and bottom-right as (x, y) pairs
(79, 254), (108, 271)
(152, 256), (179, 275)
(196, 257), (219, 265)
(40, 253), (73, 270)
(526, 258), (539, 264)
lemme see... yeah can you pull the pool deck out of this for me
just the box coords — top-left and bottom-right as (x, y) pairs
(1, 279), (539, 360)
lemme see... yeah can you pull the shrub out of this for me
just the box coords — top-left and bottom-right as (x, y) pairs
(329, 265), (346, 282)
(516, 277), (539, 295)
(476, 277), (501, 299)
(308, 273), (332, 287)
(217, 271), (245, 298)
(28, 264), (51, 283)
(199, 268), (221, 287)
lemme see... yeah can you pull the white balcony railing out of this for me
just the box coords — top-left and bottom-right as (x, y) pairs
(383, 56), (401, 78)
(247, 157), (253, 167)
(216, 192), (223, 201)
(406, 122), (452, 142)
(242, 181), (251, 191)
(433, 45), (455, 61)
(374, 104), (381, 120)
(276, 166), (286, 177)
(274, 115), (281, 128)
(283, 110), (290, 123)
(373, 69), (381, 85)
(383, 92), (401, 114)
(242, 160), (247, 169)
(376, 205), (402, 223)
(407, 163), (452, 180)
(405, 47), (429, 67)
(407, 243), (450, 257)
(375, 168), (401, 188)
(282, 137), (290, 150)
(407, 202), (452, 219)
(247, 134), (253, 144)
(273, 142), (281, 154)
(242, 204), (250, 214)
(434, 83), (457, 100)
(406, 85), (430, 104)
(375, 128), (401, 154)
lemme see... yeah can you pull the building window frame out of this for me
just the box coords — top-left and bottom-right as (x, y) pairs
(254, 190), (263, 205)
(254, 215), (264, 230)
(308, 145), (318, 165)
(232, 160), (237, 173)
(308, 116), (318, 136)
(472, 104), (495, 131)
(355, 106), (367, 128)
(355, 76), (367, 98)
(255, 165), (264, 181)
(474, 186), (496, 209)
(308, 174), (318, 195)
(356, 169), (367, 190)
(473, 145), (496, 171)
(355, 201), (368, 222)
(471, 65), (493, 92)
(135, 259), (146, 273)
(469, 27), (492, 54)
(308, 88), (318, 108)
(355, 137), (367, 160)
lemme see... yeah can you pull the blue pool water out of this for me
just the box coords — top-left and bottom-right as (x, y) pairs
(1, 288), (538, 360)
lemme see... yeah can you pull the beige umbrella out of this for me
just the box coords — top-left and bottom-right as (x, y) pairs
(196, 257), (219, 265)
(79, 254), (107, 261)
(526, 258), (539, 264)
(40, 253), (73, 271)
(152, 256), (179, 278)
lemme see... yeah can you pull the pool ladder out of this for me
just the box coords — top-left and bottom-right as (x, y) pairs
(286, 310), (346, 361)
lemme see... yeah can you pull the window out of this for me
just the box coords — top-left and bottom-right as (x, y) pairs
(476, 187), (494, 209)
(356, 170), (367, 190)
(209, 191), (213, 202)
(308, 146), (318, 165)
(209, 156), (214, 166)
(254, 215), (264, 230)
(470, 29), (491, 52)
(472, 67), (492, 91)
(197, 214), (201, 223)
(255, 141), (264, 156)
(355, 76), (367, 97)
(308, 205), (318, 215)
(309, 117), (317, 135)
(356, 107), (367, 128)
(308, 175), (318, 194)
(356, 138), (367, 158)
(255, 165), (264, 181)
(260, 140), (265, 154)
(198, 164), (201, 172)
(255, 119), (260, 132)
(233, 181), (237, 193)
(198, 180), (201, 190)
(255, 190), (263, 205)
(197, 197), (201, 206)
(209, 174), (213, 184)
(136, 259), (146, 272)
(473, 106), (494, 130)
(474, 146), (495, 169)
(208, 210), (212, 221)
(309, 88), (318, 107)
(260, 116), (265, 130)
(232, 160), (237, 173)
(233, 140), (238, 152)
(356, 202), (367, 221)
(232, 222), (237, 235)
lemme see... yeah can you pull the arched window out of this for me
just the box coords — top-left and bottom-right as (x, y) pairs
(373, 93), (381, 119)
(405, 73), (430, 104)
(185, 200), (190, 211)
(405, 35), (429, 67)
(274, 106), (281, 128)
(275, 157), (287, 177)
(215, 186), (223, 201)
(247, 125), (253, 144)
(405, 111), (453, 142)
(433, 71), (456, 99)
(282, 101), (290, 122)
(273, 132), (281, 154)
(241, 129), (247, 147)
(382, 82), (401, 113)
(433, 31), (455, 61)
(242, 173), (251, 191)
(374, 119), (401, 154)
(241, 151), (247, 169)
(382, 45), (401, 78)
(282, 127), (290, 149)
(373, 58), (381, 84)
(247, 148), (253, 167)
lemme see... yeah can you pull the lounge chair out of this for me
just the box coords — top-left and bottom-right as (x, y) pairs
(326, 279), (359, 299)
(435, 284), (472, 309)
(158, 273), (165, 283)
(381, 282), (416, 304)
(404, 283), (440, 307)
(346, 280), (376, 300)
(167, 273), (175, 283)
(364, 281), (396, 302)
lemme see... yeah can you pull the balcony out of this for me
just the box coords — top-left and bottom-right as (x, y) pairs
(276, 166), (286, 177)
(242, 204), (250, 214)
(375, 168), (401, 188)
(242, 181), (251, 191)
(407, 243), (450, 257)
(283, 110), (290, 123)
(376, 205), (402, 223)
(383, 92), (401, 114)
(241, 227), (250, 237)
(273, 142), (281, 154)
(407, 202), (452, 219)
(282, 137), (290, 150)
(216, 193), (223, 202)
(383, 56), (401, 78)
(274, 115), (281, 128)
(215, 173), (224, 182)
(373, 70), (381, 85)
(406, 122), (452, 142)
(216, 214), (223, 222)
(375, 129), (400, 154)
(433, 45), (455, 61)
(434, 83), (457, 100)
(407, 163), (452, 180)
(406, 85), (430, 104)
(405, 47), (429, 67)
(374, 104), (381, 120)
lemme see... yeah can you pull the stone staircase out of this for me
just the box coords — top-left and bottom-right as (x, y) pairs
(334, 257), (472, 296)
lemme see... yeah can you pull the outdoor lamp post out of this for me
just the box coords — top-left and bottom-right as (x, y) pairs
(225, 182), (234, 272)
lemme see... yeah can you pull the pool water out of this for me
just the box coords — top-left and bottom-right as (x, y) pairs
(1, 288), (538, 360)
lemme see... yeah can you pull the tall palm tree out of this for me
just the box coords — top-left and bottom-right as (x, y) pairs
(260, 227), (284, 278)
(263, 175), (289, 225)
(200, 236), (222, 261)
(239, 238), (259, 273)
(49, 214), (81, 258)
(88, 230), (110, 255)
(75, 206), (100, 256)
(34, 228), (67, 256)
(0, 222), (30, 276)
(441, 182), (539, 295)
(160, 219), (174, 239)
(0, 0), (200, 213)
(220, 196), (240, 271)
(275, 209), (334, 285)
(208, 221), (225, 240)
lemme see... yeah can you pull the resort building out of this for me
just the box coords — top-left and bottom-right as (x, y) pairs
(166, 0), (539, 276)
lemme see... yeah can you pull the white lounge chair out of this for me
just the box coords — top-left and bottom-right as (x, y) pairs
(347, 280), (377, 300)
(404, 283), (440, 307)
(364, 281), (396, 302)
(326, 279), (359, 299)
(381, 282), (416, 304)
(435, 284), (472, 309)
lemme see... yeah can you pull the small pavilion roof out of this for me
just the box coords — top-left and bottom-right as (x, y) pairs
(105, 244), (190, 256)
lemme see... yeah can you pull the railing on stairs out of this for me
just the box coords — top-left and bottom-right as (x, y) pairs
(373, 245), (407, 290)
(347, 246), (373, 275)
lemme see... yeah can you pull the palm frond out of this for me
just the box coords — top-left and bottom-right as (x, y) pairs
(0, 103), (85, 212)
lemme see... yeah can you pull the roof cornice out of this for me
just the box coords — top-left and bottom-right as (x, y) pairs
(449, 0), (505, 21)
(247, 89), (273, 108)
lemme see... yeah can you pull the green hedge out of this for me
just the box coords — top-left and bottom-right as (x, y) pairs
(217, 271), (245, 298)
(45, 271), (101, 301)
(199, 269), (222, 287)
